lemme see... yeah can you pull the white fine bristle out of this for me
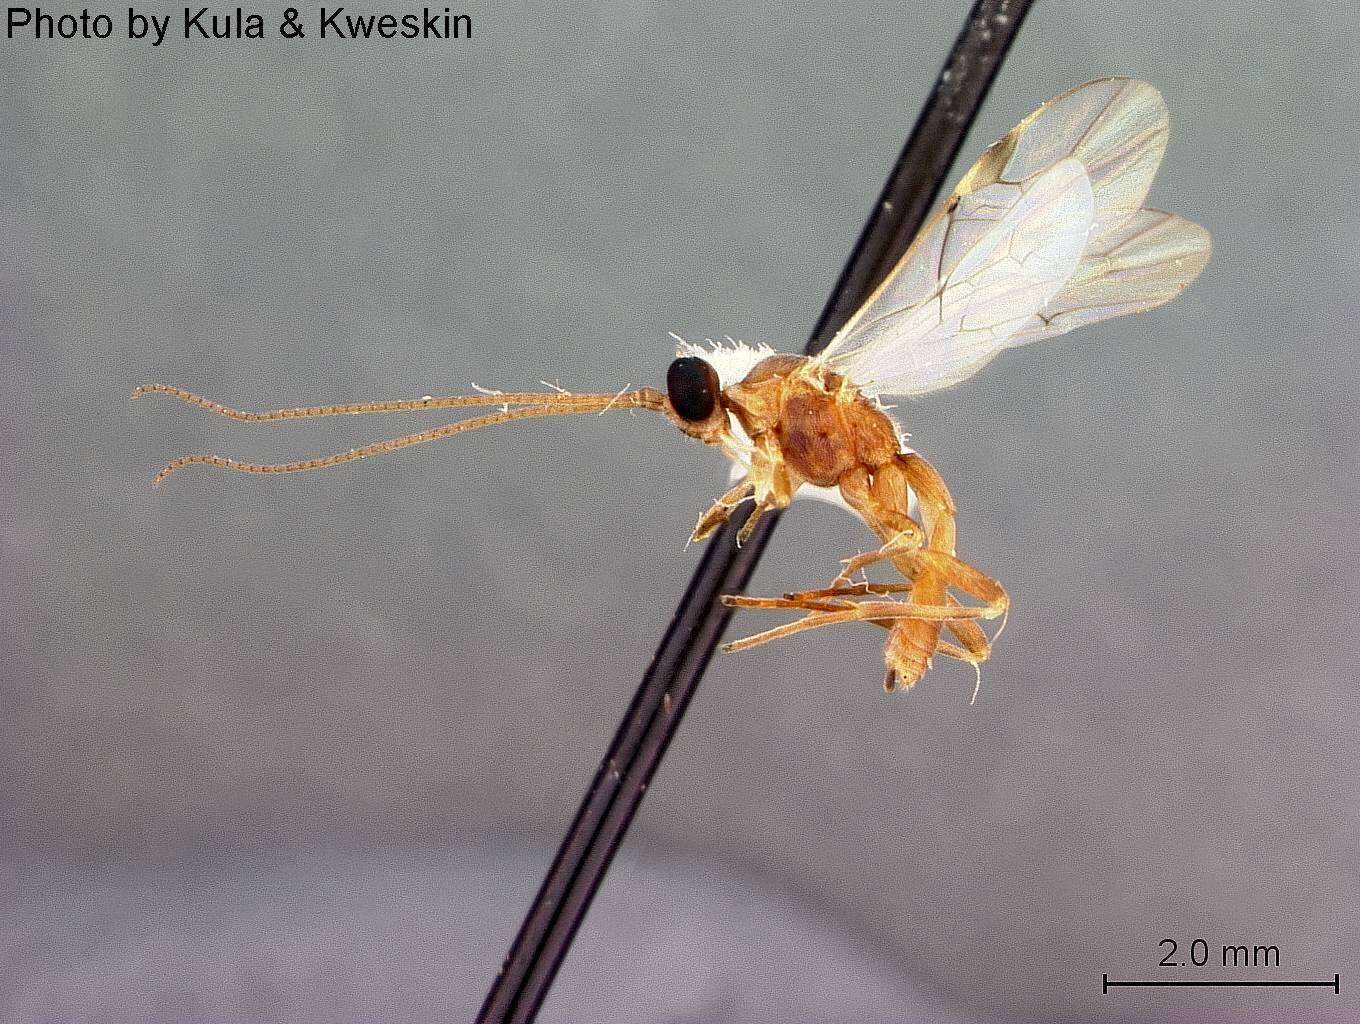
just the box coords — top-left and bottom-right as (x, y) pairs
(669, 333), (775, 388)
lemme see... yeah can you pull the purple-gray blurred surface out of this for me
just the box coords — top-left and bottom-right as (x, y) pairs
(2, 1), (1358, 1021)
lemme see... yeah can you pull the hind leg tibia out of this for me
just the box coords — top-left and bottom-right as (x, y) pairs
(720, 597), (991, 654)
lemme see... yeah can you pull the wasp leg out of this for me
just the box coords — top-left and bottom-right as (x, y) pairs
(732, 433), (799, 545)
(725, 581), (920, 618)
(720, 598), (989, 654)
(736, 499), (772, 545)
(782, 581), (913, 601)
(725, 583), (910, 639)
(721, 593), (853, 614)
(816, 538), (1007, 616)
(691, 478), (755, 543)
(861, 547), (1007, 613)
(882, 454), (1010, 691)
(723, 583), (909, 632)
(720, 564), (1003, 647)
(832, 464), (926, 587)
(943, 596), (992, 663)
(831, 537), (919, 588)
(778, 584), (990, 660)
(935, 634), (987, 706)
(717, 456), (1006, 695)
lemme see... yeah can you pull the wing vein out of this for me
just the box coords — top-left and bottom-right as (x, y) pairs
(815, 79), (1209, 397)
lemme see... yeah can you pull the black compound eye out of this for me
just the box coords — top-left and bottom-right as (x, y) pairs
(666, 357), (720, 422)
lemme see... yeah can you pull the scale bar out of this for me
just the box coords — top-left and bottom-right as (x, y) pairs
(1103, 973), (1339, 994)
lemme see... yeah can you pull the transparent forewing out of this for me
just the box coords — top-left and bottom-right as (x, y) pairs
(830, 78), (1167, 351)
(823, 158), (1094, 396)
(817, 77), (1209, 396)
(954, 77), (1169, 246)
(1003, 209), (1211, 349)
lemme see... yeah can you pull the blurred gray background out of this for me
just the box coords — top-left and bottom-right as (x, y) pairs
(3, 1), (1358, 1021)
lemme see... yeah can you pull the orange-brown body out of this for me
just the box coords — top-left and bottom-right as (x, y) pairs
(697, 355), (1008, 692)
(136, 353), (1007, 695)
(726, 354), (899, 487)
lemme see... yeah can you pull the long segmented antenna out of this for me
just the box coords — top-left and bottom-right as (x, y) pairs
(130, 383), (648, 421)
(135, 384), (668, 485)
